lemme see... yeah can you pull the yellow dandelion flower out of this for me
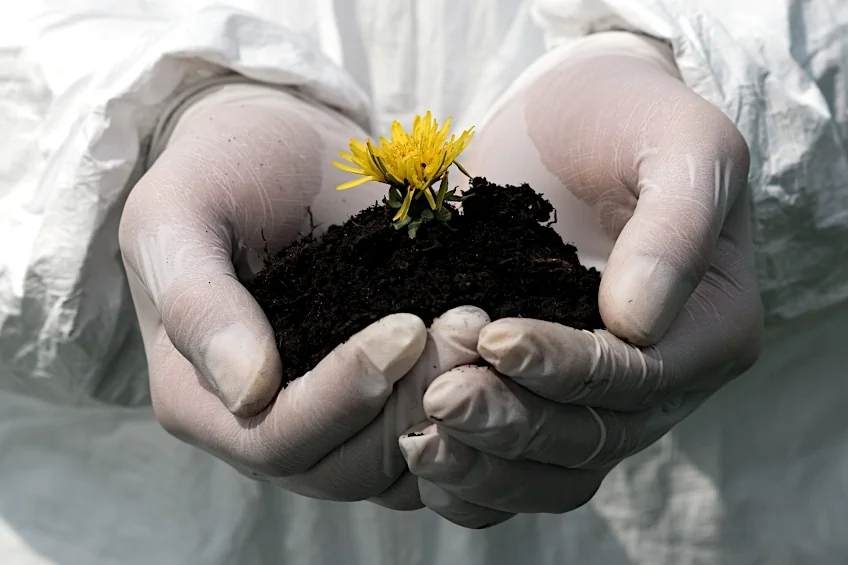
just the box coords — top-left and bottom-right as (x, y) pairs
(332, 111), (474, 222)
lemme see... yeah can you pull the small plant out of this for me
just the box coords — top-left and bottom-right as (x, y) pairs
(250, 116), (604, 385)
(332, 111), (474, 238)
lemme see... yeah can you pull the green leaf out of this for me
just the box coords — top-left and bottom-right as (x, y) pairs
(407, 219), (423, 239)
(435, 171), (450, 210)
(444, 190), (470, 202)
(393, 216), (412, 230)
(454, 160), (471, 178)
(435, 207), (452, 222)
(420, 208), (435, 221)
(386, 199), (402, 209)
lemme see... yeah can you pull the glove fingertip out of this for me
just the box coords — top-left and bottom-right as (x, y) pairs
(477, 320), (534, 375)
(398, 424), (439, 469)
(600, 255), (698, 346)
(422, 366), (486, 425)
(433, 305), (491, 331)
(204, 322), (282, 417)
(358, 313), (427, 383)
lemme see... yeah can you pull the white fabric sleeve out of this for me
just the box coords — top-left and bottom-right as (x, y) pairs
(0, 6), (369, 406)
(529, 0), (848, 323)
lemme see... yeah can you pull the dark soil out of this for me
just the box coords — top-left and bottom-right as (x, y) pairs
(246, 177), (604, 385)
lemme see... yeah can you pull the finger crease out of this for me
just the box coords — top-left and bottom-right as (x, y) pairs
(573, 406), (606, 468)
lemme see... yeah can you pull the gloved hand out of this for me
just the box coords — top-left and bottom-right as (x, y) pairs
(119, 83), (489, 509)
(398, 32), (764, 528)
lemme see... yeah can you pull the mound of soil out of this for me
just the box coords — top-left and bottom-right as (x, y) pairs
(246, 177), (604, 385)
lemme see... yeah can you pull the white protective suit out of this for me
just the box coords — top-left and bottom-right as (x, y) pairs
(2, 1), (848, 564)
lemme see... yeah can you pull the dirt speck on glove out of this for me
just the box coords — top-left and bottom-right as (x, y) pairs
(245, 178), (604, 385)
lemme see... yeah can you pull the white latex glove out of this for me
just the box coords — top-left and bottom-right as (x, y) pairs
(399, 32), (764, 527)
(119, 83), (489, 509)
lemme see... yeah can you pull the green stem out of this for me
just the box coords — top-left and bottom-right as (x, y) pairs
(435, 171), (449, 210)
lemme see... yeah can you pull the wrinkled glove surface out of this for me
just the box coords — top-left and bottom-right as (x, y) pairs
(400, 32), (764, 528)
(119, 84), (488, 509)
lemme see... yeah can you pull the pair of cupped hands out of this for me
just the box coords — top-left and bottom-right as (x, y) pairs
(119, 33), (763, 529)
